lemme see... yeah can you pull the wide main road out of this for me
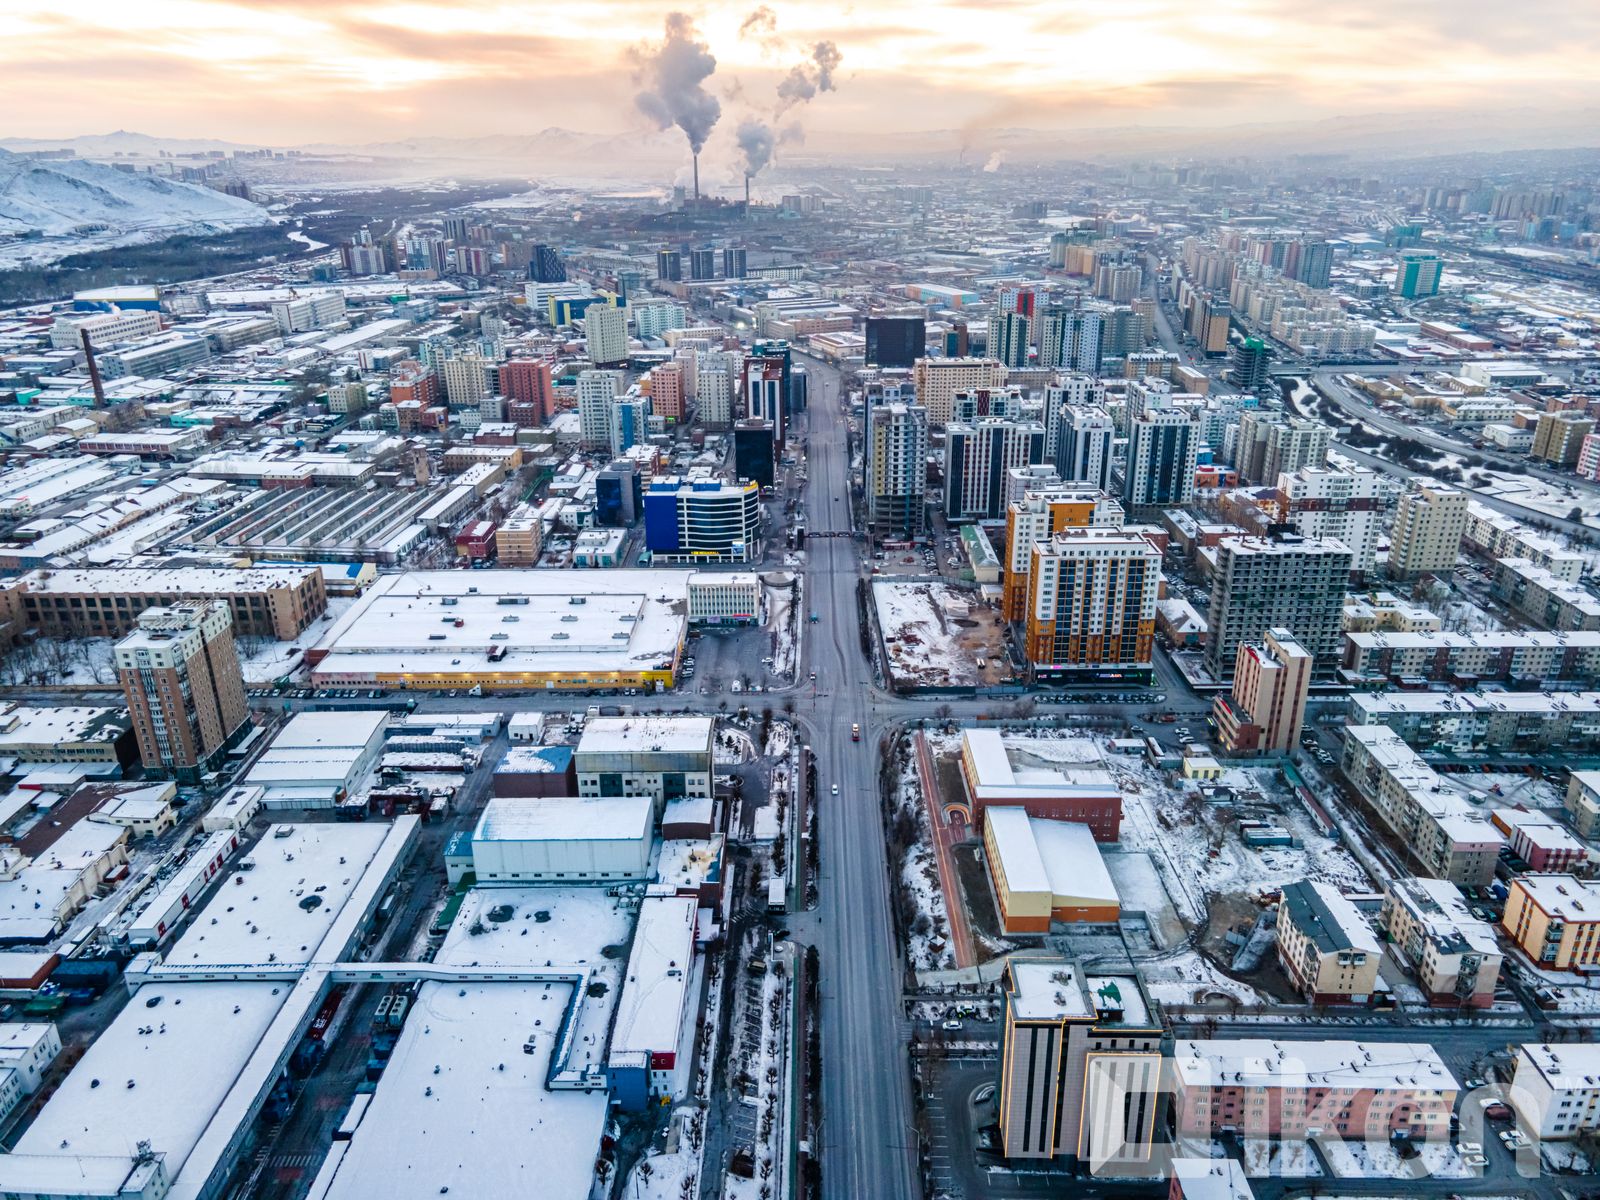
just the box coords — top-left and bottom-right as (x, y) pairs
(788, 354), (920, 1199)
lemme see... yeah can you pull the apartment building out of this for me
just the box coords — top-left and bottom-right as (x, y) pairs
(1501, 874), (1600, 972)
(1048, 403), (1115, 494)
(1213, 628), (1312, 755)
(1340, 726), (1503, 887)
(911, 357), (1006, 425)
(944, 419), (1046, 521)
(585, 303), (629, 366)
(1511, 1044), (1600, 1140)
(1531, 411), (1594, 467)
(494, 509), (543, 566)
(867, 402), (929, 539)
(1492, 558), (1600, 631)
(1172, 1039), (1457, 1141)
(1275, 881), (1381, 1004)
(1123, 399), (1199, 520)
(577, 369), (620, 450)
(500, 358), (555, 426)
(1277, 467), (1385, 573)
(1379, 876), (1502, 1007)
(1567, 771), (1600, 839)
(115, 602), (250, 782)
(4, 566), (327, 641)
(1342, 630), (1600, 689)
(1347, 690), (1600, 756)
(440, 353), (490, 407)
(1234, 414), (1330, 485)
(1001, 490), (1124, 622)
(1203, 535), (1353, 682)
(1387, 483), (1468, 579)
(1463, 503), (1586, 581)
(1023, 530), (1160, 684)
(997, 957), (1163, 1163)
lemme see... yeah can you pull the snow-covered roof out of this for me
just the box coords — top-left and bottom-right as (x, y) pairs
(1173, 1038), (1457, 1092)
(576, 716), (714, 758)
(962, 729), (1117, 801)
(609, 895), (696, 1060)
(1280, 881), (1380, 956)
(1511, 873), (1600, 921)
(1171, 1157), (1255, 1200)
(474, 795), (652, 844)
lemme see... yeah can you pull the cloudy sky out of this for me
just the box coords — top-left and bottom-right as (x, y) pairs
(2, 1), (1596, 145)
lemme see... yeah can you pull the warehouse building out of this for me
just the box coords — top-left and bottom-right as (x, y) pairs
(470, 795), (654, 882)
(983, 808), (1120, 932)
(244, 709), (387, 808)
(308, 570), (691, 692)
(607, 895), (699, 1109)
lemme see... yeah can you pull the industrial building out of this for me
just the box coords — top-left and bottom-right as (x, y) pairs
(308, 570), (692, 692)
(574, 716), (714, 816)
(243, 709), (387, 808)
(470, 794), (654, 881)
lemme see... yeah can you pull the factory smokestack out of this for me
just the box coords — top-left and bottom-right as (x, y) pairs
(80, 328), (105, 408)
(693, 154), (700, 201)
(744, 174), (750, 207)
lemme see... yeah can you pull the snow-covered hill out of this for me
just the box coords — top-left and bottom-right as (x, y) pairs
(0, 148), (267, 238)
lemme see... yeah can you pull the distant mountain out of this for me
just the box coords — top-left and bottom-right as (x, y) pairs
(0, 147), (267, 238)
(0, 130), (255, 158)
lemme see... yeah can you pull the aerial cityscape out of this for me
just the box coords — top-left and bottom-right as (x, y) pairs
(0, 4), (1599, 1200)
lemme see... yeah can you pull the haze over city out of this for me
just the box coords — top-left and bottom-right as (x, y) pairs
(0, 6), (1597, 1200)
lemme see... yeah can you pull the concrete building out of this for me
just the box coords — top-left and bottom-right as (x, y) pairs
(585, 303), (629, 366)
(911, 357), (1006, 426)
(576, 369), (619, 450)
(1531, 411), (1594, 467)
(1172, 1038), (1456, 1141)
(1203, 535), (1352, 682)
(986, 311), (1032, 368)
(687, 573), (760, 625)
(1502, 874), (1600, 972)
(1340, 725), (1503, 886)
(1491, 808), (1589, 873)
(983, 808), (1120, 932)
(1342, 629), (1600, 689)
(1347, 690), (1600, 755)
(867, 402), (929, 539)
(4, 566), (327, 641)
(440, 354), (490, 408)
(1213, 627), (1311, 755)
(607, 895), (699, 1105)
(494, 510), (543, 566)
(1388, 483), (1468, 579)
(643, 476), (761, 564)
(1395, 252), (1443, 299)
(1492, 558), (1600, 631)
(1123, 397), (1199, 519)
(1001, 490), (1124, 622)
(1275, 881), (1381, 1004)
(1567, 771), (1600, 839)
(1379, 876), (1501, 1007)
(470, 794), (652, 881)
(1038, 309), (1105, 372)
(1049, 404), (1115, 494)
(1170, 1159), (1255, 1200)
(944, 419), (1046, 522)
(997, 957), (1162, 1163)
(574, 716), (714, 819)
(959, 729), (1122, 840)
(1022, 529), (1160, 685)
(1277, 467), (1385, 573)
(115, 602), (249, 783)
(1463, 503), (1586, 581)
(1510, 1043), (1600, 1140)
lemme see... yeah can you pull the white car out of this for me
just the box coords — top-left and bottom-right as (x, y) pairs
(1463, 1153), (1488, 1168)
(831, 784), (839, 795)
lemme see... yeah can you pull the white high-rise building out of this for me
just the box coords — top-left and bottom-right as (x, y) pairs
(1038, 308), (1105, 372)
(696, 368), (733, 428)
(577, 369), (619, 450)
(1278, 466), (1385, 572)
(1389, 482), (1469, 579)
(585, 304), (629, 366)
(440, 354), (490, 408)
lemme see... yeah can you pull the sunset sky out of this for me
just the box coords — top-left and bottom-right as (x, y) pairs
(2, 1), (1596, 146)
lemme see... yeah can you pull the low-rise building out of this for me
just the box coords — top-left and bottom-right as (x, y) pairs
(1342, 630), (1600, 689)
(1379, 876), (1501, 1008)
(1275, 881), (1381, 1004)
(1490, 809), (1590, 873)
(1510, 1043), (1600, 1140)
(1566, 770), (1600, 838)
(470, 794), (653, 882)
(1346, 690), (1600, 755)
(1340, 726), (1503, 886)
(1501, 874), (1600, 971)
(959, 729), (1122, 840)
(982, 809), (1120, 932)
(574, 716), (713, 819)
(687, 573), (761, 625)
(1172, 1038), (1458, 1141)
(1492, 559), (1600, 632)
(997, 957), (1162, 1163)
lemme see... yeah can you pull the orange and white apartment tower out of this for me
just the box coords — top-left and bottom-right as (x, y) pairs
(1002, 489), (1124, 622)
(1022, 528), (1160, 684)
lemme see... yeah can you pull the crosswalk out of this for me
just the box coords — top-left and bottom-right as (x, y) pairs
(269, 1153), (320, 1170)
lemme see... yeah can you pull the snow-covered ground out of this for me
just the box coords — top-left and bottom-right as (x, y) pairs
(1319, 1137), (1475, 1180)
(872, 579), (1012, 689)
(891, 761), (955, 972)
(1142, 948), (1267, 1007)
(765, 577), (800, 683)
(1473, 469), (1600, 529)
(722, 950), (789, 1200)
